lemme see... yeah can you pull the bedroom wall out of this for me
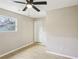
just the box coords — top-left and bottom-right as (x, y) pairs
(0, 8), (34, 56)
(43, 6), (78, 58)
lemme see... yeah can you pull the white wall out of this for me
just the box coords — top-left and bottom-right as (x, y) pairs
(0, 8), (34, 56)
(43, 6), (78, 58)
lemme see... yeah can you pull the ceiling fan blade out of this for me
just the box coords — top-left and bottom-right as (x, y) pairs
(23, 7), (27, 11)
(26, 0), (29, 2)
(14, 1), (26, 4)
(33, 1), (47, 5)
(30, 0), (33, 3)
(32, 5), (40, 12)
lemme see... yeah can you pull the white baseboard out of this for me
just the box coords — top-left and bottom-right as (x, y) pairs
(0, 41), (34, 58)
(46, 51), (78, 59)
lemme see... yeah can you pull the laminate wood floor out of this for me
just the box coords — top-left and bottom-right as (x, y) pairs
(0, 44), (71, 59)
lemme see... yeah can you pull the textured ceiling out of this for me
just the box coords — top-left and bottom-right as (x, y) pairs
(0, 0), (78, 18)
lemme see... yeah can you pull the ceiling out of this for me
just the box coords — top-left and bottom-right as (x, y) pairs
(0, 0), (78, 18)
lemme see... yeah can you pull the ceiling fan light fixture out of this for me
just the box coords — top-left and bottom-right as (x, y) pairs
(13, 0), (47, 12)
(27, 4), (32, 8)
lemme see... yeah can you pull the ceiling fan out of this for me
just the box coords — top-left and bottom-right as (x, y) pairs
(13, 0), (47, 12)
